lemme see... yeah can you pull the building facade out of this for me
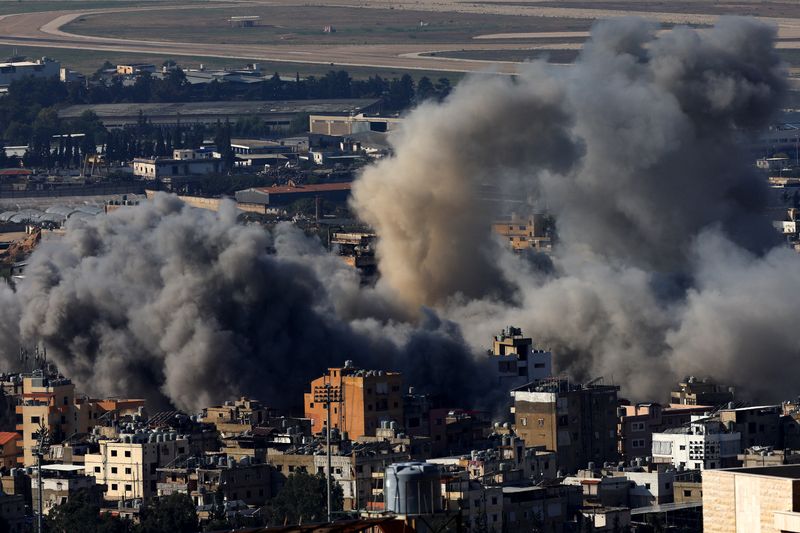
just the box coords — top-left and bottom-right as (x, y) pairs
(84, 431), (188, 501)
(304, 362), (403, 439)
(512, 378), (620, 474)
(652, 416), (741, 470)
(489, 327), (552, 391)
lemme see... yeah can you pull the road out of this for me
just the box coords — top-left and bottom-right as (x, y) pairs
(0, 0), (798, 74)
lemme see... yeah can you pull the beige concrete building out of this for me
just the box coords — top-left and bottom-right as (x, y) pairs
(84, 431), (188, 501)
(15, 373), (101, 466)
(703, 465), (800, 533)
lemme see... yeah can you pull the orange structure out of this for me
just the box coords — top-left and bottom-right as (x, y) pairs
(304, 362), (403, 439)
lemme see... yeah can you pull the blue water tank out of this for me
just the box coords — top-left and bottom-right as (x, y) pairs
(384, 462), (442, 516)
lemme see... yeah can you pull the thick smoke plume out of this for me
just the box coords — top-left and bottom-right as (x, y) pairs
(354, 17), (793, 402)
(6, 196), (493, 411)
(0, 17), (794, 410)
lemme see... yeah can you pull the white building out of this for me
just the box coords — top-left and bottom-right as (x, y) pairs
(133, 150), (222, 180)
(0, 58), (60, 88)
(84, 430), (189, 501)
(490, 327), (552, 390)
(652, 416), (741, 471)
(622, 469), (676, 507)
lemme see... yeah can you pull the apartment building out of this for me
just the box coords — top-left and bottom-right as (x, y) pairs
(32, 464), (101, 516)
(492, 213), (552, 252)
(201, 397), (274, 435)
(512, 378), (620, 474)
(617, 402), (710, 461)
(15, 372), (103, 466)
(652, 416), (741, 470)
(304, 361), (403, 439)
(670, 377), (733, 406)
(489, 327), (552, 391)
(703, 465), (800, 533)
(84, 430), (188, 501)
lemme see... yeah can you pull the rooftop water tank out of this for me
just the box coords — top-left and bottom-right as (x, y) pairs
(384, 462), (442, 516)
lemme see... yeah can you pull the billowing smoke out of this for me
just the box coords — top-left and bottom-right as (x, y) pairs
(1, 16), (795, 410)
(354, 16), (795, 402)
(8, 196), (494, 411)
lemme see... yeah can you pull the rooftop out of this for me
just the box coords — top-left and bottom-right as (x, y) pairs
(254, 182), (352, 195)
(58, 99), (381, 120)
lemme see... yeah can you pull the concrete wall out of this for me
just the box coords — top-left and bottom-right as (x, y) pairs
(704, 469), (800, 533)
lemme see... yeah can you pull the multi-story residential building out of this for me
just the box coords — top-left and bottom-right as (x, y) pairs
(193, 457), (273, 507)
(84, 430), (189, 501)
(441, 473), (503, 532)
(492, 214), (552, 252)
(652, 416), (741, 470)
(718, 404), (783, 448)
(428, 408), (491, 457)
(428, 434), (556, 485)
(304, 361), (403, 439)
(502, 484), (578, 533)
(32, 464), (102, 516)
(703, 465), (800, 533)
(201, 397), (274, 435)
(0, 432), (21, 468)
(739, 447), (800, 467)
(670, 377), (733, 406)
(268, 439), (409, 511)
(15, 371), (145, 466)
(15, 372), (93, 466)
(489, 327), (552, 391)
(512, 378), (620, 474)
(617, 402), (711, 461)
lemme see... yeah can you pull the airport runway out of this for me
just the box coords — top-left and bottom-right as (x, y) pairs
(0, 0), (798, 74)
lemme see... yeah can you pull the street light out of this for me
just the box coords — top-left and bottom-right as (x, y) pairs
(313, 383), (342, 523)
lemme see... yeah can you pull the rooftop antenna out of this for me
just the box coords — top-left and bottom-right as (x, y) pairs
(34, 422), (51, 533)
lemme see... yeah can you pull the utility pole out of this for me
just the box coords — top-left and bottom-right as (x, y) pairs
(313, 382), (341, 523)
(34, 423), (51, 533)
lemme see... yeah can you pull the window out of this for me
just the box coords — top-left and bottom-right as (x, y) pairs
(632, 439), (646, 449)
(534, 363), (545, 368)
(111, 450), (118, 457)
(125, 468), (131, 475)
(111, 484), (118, 491)
(63, 396), (68, 406)
(521, 417), (527, 427)
(537, 418), (545, 427)
(679, 445), (686, 451)
(125, 484), (132, 492)
(631, 422), (646, 432)
(111, 467), (118, 474)
(645, 483), (651, 489)
(684, 490), (692, 497)
(124, 451), (131, 458)
(94, 466), (101, 473)
(31, 416), (40, 424)
(491, 497), (498, 505)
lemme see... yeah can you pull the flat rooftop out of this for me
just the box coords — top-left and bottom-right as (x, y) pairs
(719, 465), (800, 479)
(59, 99), (381, 120)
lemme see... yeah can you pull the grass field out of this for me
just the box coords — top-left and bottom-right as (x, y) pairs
(63, 5), (595, 46)
(472, 0), (800, 18)
(0, 44), (468, 81)
(0, 0), (198, 16)
(425, 49), (580, 64)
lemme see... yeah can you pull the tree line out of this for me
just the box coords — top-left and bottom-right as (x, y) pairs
(0, 65), (455, 169)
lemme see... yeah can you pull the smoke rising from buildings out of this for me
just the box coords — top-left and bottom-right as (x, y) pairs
(353, 17), (794, 401)
(0, 17), (795, 409)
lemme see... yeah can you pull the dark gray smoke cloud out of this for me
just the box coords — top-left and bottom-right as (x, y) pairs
(354, 17), (794, 402)
(8, 195), (495, 411)
(0, 17), (793, 410)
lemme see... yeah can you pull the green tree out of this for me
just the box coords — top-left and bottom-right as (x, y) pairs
(268, 470), (343, 526)
(135, 493), (198, 533)
(47, 490), (132, 533)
